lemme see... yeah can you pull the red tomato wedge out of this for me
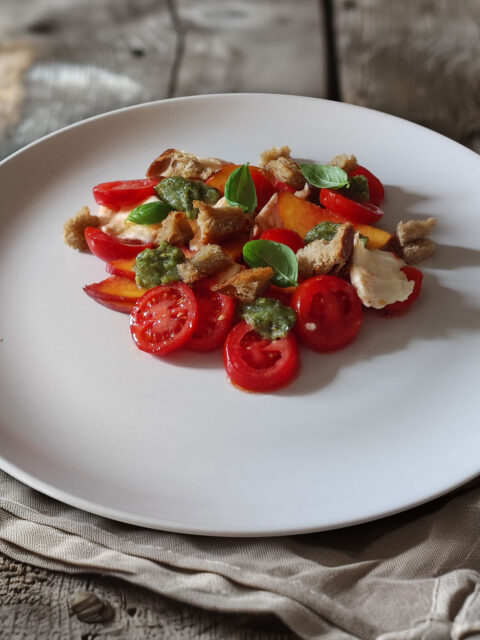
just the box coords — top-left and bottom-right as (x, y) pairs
(320, 189), (384, 225)
(84, 276), (148, 313)
(273, 179), (296, 194)
(106, 257), (136, 280)
(223, 321), (299, 392)
(130, 283), (198, 355)
(376, 266), (423, 317)
(291, 276), (363, 352)
(350, 165), (385, 206)
(93, 179), (158, 208)
(206, 165), (276, 211)
(84, 227), (154, 262)
(260, 228), (305, 253)
(188, 281), (236, 351)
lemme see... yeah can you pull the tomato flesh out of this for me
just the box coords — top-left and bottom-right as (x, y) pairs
(260, 228), (305, 253)
(84, 227), (154, 262)
(320, 189), (384, 225)
(223, 321), (299, 392)
(130, 283), (198, 355)
(188, 281), (236, 351)
(292, 276), (363, 352)
(376, 266), (423, 317)
(350, 165), (385, 206)
(93, 179), (158, 208)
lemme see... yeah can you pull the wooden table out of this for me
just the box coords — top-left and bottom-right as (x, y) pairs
(1, 1), (479, 636)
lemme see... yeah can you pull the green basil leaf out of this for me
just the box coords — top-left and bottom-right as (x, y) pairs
(300, 164), (349, 189)
(243, 239), (298, 288)
(225, 164), (257, 213)
(127, 201), (173, 225)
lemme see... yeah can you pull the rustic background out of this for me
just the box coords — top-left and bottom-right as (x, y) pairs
(1, 0), (479, 637)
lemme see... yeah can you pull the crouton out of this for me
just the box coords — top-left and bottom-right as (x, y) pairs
(63, 206), (100, 250)
(266, 156), (305, 190)
(253, 193), (281, 233)
(260, 146), (292, 167)
(212, 267), (274, 303)
(401, 239), (437, 265)
(146, 148), (227, 181)
(193, 200), (249, 245)
(396, 218), (437, 245)
(296, 223), (355, 278)
(329, 154), (358, 173)
(155, 211), (194, 246)
(177, 244), (232, 284)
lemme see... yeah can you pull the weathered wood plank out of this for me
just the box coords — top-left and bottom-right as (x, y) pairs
(0, 0), (177, 159)
(173, 0), (328, 98)
(0, 553), (294, 639)
(333, 0), (480, 151)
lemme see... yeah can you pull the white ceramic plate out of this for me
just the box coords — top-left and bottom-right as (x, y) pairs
(1, 94), (479, 536)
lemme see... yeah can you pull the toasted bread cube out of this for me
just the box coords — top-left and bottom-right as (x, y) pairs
(296, 223), (355, 278)
(265, 156), (305, 189)
(329, 154), (358, 173)
(212, 267), (274, 303)
(155, 211), (194, 246)
(63, 206), (100, 251)
(146, 148), (227, 181)
(177, 244), (232, 284)
(194, 200), (249, 245)
(260, 146), (292, 166)
(396, 218), (437, 246)
(402, 239), (437, 265)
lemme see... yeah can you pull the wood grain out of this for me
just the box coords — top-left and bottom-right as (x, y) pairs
(157, 0), (327, 98)
(0, 553), (294, 639)
(333, 0), (480, 150)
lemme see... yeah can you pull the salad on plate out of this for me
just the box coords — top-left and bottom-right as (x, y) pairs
(63, 146), (436, 392)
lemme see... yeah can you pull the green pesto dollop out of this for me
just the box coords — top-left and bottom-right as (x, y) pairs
(305, 221), (342, 244)
(305, 221), (368, 247)
(344, 174), (369, 201)
(155, 176), (220, 219)
(133, 242), (185, 288)
(242, 297), (297, 341)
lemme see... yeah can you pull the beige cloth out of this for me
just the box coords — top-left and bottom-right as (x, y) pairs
(0, 470), (479, 639)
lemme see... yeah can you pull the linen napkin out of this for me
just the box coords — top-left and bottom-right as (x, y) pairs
(0, 469), (479, 639)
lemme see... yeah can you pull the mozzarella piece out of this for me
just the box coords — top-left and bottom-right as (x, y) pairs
(350, 234), (414, 308)
(99, 196), (162, 243)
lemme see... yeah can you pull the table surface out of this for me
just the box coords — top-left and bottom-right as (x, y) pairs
(1, 0), (479, 637)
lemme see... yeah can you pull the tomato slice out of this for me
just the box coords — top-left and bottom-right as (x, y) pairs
(273, 179), (296, 194)
(350, 165), (385, 206)
(130, 283), (198, 355)
(84, 227), (154, 262)
(291, 276), (363, 352)
(93, 179), (158, 208)
(188, 281), (236, 351)
(260, 228), (305, 253)
(376, 266), (423, 317)
(223, 321), (299, 392)
(320, 189), (384, 225)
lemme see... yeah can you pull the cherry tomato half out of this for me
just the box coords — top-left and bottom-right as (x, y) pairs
(130, 282), (198, 355)
(188, 281), (236, 351)
(320, 189), (384, 225)
(350, 165), (385, 206)
(93, 179), (158, 208)
(273, 179), (296, 194)
(223, 321), (299, 392)
(84, 227), (154, 262)
(260, 228), (306, 254)
(291, 276), (363, 352)
(376, 266), (423, 317)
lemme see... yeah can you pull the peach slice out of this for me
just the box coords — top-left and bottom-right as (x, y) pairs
(354, 224), (392, 250)
(84, 276), (148, 313)
(277, 192), (345, 238)
(106, 257), (136, 280)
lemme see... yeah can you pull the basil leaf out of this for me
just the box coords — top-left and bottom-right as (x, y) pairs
(243, 239), (298, 288)
(127, 201), (173, 225)
(225, 164), (257, 213)
(300, 164), (349, 190)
